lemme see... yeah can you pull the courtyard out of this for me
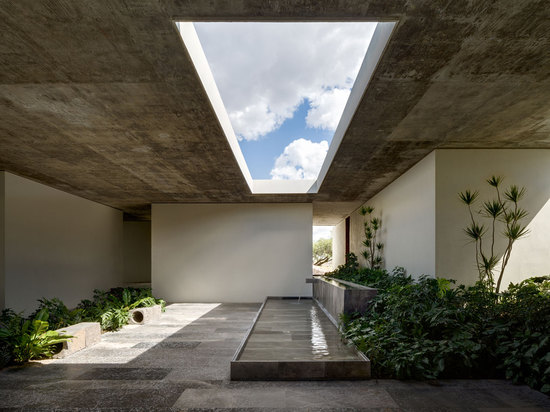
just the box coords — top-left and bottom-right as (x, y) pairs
(1, 303), (549, 411)
(1, 0), (550, 409)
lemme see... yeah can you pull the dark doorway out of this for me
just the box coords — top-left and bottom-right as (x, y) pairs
(345, 216), (350, 262)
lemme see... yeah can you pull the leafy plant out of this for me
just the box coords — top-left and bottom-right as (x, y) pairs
(0, 309), (23, 367)
(89, 288), (161, 331)
(0, 309), (71, 363)
(334, 261), (550, 394)
(459, 176), (529, 293)
(0, 287), (167, 366)
(30, 298), (83, 330)
(359, 206), (384, 269)
(100, 308), (130, 331)
(491, 276), (550, 393)
(327, 253), (360, 280)
(0, 341), (11, 368)
(77, 287), (163, 330)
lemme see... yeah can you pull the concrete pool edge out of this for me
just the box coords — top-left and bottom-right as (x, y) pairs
(230, 297), (371, 381)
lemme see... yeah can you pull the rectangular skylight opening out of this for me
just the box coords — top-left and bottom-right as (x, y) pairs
(176, 21), (396, 194)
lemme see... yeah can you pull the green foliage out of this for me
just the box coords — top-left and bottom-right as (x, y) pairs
(333, 261), (550, 394)
(459, 175), (529, 293)
(77, 287), (163, 330)
(0, 341), (11, 369)
(313, 238), (332, 266)
(100, 308), (130, 331)
(490, 277), (550, 392)
(341, 274), (484, 380)
(30, 298), (83, 330)
(129, 297), (157, 309)
(0, 309), (71, 363)
(359, 206), (383, 269)
(0, 287), (166, 366)
(327, 253), (360, 279)
(327, 253), (408, 290)
(0, 309), (23, 367)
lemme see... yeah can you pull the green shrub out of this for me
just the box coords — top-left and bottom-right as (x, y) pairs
(100, 308), (130, 331)
(342, 274), (484, 379)
(0, 287), (167, 366)
(76, 287), (164, 329)
(327, 253), (408, 289)
(336, 263), (550, 393)
(0, 341), (11, 368)
(0, 309), (71, 363)
(0, 309), (22, 367)
(326, 253), (360, 280)
(76, 287), (164, 331)
(29, 298), (83, 330)
(491, 277), (550, 393)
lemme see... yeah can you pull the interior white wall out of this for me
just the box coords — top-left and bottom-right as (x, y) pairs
(3, 172), (124, 313)
(348, 152), (436, 277)
(332, 220), (346, 269)
(152, 203), (312, 302)
(436, 149), (550, 287)
(123, 221), (151, 284)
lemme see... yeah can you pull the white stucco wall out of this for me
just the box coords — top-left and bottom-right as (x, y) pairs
(436, 149), (550, 287)
(123, 221), (151, 284)
(2, 172), (124, 313)
(152, 203), (312, 302)
(347, 152), (436, 277)
(331, 220), (346, 269)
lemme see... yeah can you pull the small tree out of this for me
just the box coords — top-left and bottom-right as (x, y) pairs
(313, 238), (332, 266)
(459, 176), (529, 294)
(359, 206), (383, 269)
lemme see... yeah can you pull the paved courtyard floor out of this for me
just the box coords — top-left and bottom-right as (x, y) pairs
(0, 303), (549, 411)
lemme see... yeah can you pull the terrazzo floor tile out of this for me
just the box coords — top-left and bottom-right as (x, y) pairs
(1, 303), (549, 411)
(74, 367), (172, 380)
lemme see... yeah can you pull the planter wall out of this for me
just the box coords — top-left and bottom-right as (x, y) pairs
(313, 277), (377, 325)
(54, 322), (101, 358)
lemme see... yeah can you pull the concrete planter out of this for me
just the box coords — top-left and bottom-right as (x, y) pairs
(54, 322), (101, 358)
(312, 277), (377, 325)
(128, 304), (162, 325)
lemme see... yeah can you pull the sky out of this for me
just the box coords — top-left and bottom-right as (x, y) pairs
(313, 226), (333, 242)
(193, 22), (376, 180)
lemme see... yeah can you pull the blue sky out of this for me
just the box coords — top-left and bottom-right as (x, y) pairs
(240, 100), (332, 179)
(192, 22), (376, 180)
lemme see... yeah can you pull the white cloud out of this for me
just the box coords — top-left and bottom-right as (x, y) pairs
(306, 88), (351, 130)
(193, 22), (376, 140)
(270, 138), (328, 180)
(313, 226), (333, 241)
(228, 102), (284, 141)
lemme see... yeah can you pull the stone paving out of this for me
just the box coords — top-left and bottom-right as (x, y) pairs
(0, 303), (549, 411)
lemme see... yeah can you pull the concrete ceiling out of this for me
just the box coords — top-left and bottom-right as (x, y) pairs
(1, 1), (548, 224)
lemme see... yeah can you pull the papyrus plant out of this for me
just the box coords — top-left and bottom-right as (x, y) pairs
(459, 176), (529, 293)
(359, 206), (384, 269)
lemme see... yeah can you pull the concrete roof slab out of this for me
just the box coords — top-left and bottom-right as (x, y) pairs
(0, 1), (548, 221)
